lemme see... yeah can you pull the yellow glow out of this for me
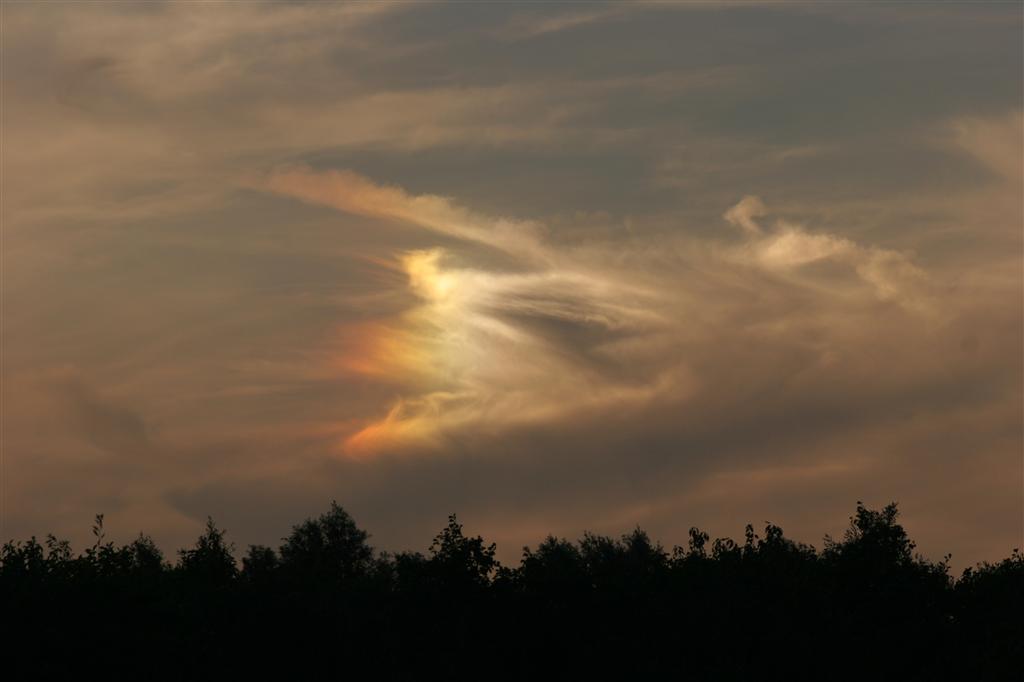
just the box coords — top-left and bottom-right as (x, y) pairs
(402, 250), (459, 303)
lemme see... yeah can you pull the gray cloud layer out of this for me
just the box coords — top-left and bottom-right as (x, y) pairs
(3, 1), (1021, 569)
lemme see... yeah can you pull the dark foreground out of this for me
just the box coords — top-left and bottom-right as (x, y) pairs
(2, 501), (1020, 680)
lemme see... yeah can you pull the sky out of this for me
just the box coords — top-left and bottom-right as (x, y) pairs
(2, 1), (1021, 570)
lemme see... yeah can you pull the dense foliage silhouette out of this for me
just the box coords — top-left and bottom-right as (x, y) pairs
(2, 501), (1020, 679)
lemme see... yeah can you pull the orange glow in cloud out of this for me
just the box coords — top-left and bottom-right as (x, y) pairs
(330, 251), (461, 385)
(343, 399), (438, 458)
(331, 318), (434, 382)
(336, 249), (488, 455)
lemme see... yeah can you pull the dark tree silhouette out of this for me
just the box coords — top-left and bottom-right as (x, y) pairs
(278, 501), (374, 583)
(1, 500), (1020, 680)
(519, 536), (587, 597)
(427, 513), (499, 591)
(177, 516), (237, 585)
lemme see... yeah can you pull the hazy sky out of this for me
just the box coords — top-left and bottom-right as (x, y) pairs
(3, 1), (1021, 569)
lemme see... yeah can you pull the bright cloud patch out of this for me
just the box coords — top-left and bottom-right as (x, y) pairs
(261, 170), (950, 456)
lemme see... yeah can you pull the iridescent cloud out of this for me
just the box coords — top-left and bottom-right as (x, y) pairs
(262, 168), (963, 459)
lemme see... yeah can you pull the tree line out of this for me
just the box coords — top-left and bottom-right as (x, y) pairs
(2, 501), (1020, 679)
